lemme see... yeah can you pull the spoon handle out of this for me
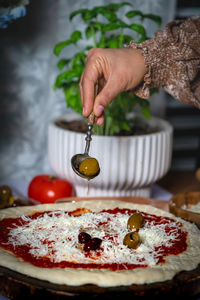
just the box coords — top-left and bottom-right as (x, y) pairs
(84, 83), (98, 154)
(84, 123), (93, 154)
(88, 83), (98, 124)
(88, 112), (95, 125)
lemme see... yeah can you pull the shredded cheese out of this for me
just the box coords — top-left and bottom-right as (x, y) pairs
(7, 210), (185, 267)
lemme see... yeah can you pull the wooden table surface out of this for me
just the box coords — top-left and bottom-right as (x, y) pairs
(158, 170), (200, 194)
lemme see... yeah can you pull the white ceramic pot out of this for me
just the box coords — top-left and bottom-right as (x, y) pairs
(48, 113), (173, 198)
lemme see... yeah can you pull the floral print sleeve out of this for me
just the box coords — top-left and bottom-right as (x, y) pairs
(128, 16), (200, 109)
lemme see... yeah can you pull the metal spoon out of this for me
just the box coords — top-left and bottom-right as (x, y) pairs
(71, 112), (100, 180)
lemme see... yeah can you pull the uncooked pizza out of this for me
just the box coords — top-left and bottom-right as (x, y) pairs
(0, 200), (200, 287)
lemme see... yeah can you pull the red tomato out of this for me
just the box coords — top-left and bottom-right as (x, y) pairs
(28, 175), (74, 204)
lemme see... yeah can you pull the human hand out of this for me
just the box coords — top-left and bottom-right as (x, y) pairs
(79, 48), (146, 125)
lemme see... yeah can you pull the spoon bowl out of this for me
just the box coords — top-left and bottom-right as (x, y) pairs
(71, 153), (100, 180)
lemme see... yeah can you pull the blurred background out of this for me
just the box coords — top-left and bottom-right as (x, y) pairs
(0, 0), (200, 182)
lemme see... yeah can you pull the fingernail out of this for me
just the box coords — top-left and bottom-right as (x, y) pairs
(96, 105), (104, 116)
(97, 118), (102, 126)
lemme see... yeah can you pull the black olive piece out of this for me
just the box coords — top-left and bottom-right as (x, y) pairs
(78, 232), (91, 244)
(84, 237), (102, 252)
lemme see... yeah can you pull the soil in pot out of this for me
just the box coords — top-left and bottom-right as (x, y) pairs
(55, 120), (159, 136)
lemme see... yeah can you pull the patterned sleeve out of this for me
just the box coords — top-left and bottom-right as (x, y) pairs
(128, 16), (200, 109)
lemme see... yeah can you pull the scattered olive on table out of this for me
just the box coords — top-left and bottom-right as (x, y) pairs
(0, 185), (12, 202)
(0, 185), (28, 209)
(10, 199), (28, 207)
(0, 185), (12, 208)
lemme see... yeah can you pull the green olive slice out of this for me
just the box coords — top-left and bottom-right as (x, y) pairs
(123, 232), (140, 249)
(127, 213), (144, 230)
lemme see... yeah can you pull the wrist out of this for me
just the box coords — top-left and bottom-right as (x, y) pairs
(133, 48), (147, 77)
(125, 47), (147, 88)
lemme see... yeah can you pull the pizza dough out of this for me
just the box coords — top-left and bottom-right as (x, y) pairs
(0, 200), (200, 287)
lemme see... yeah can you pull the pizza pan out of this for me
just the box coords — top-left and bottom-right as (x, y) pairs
(0, 263), (200, 300)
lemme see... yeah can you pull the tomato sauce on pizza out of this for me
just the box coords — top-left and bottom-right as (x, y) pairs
(0, 208), (187, 271)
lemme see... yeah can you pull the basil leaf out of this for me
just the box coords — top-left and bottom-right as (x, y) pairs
(140, 100), (151, 120)
(69, 9), (88, 20)
(102, 23), (120, 33)
(70, 30), (82, 43)
(53, 40), (72, 56)
(95, 6), (117, 22)
(64, 84), (82, 114)
(126, 10), (143, 18)
(129, 24), (146, 36)
(107, 39), (120, 48)
(82, 10), (97, 22)
(57, 59), (70, 70)
(72, 52), (85, 67)
(54, 69), (80, 88)
(106, 2), (132, 12)
(143, 13), (162, 27)
(122, 35), (133, 44)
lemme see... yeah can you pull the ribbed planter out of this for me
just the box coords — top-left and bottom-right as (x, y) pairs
(48, 113), (173, 198)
